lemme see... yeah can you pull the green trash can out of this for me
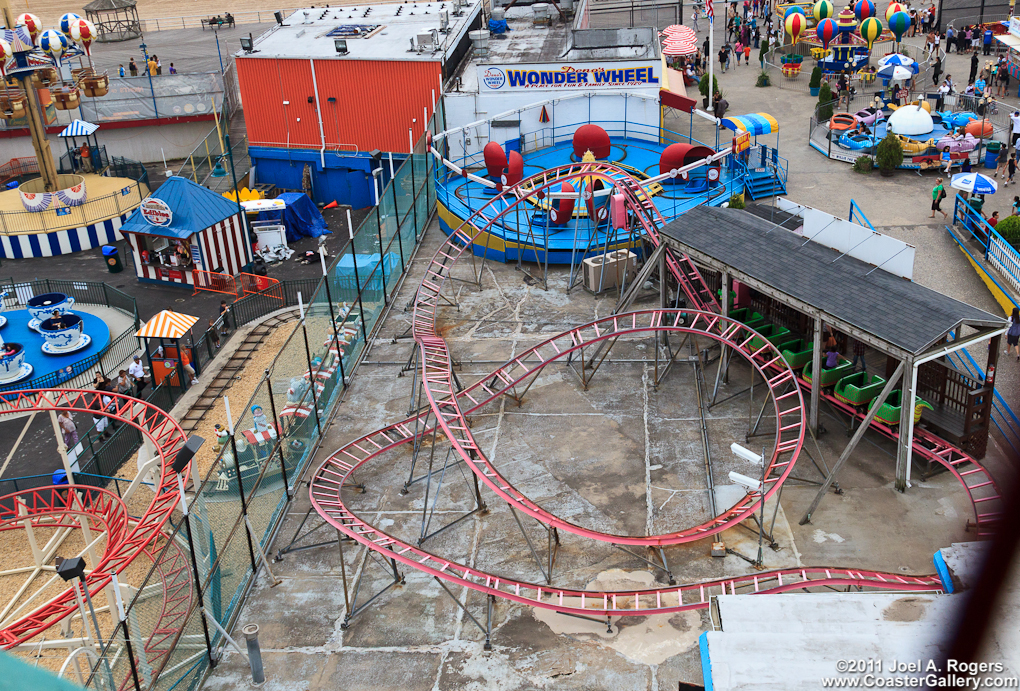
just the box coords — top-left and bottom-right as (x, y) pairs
(985, 141), (1002, 169)
(102, 245), (123, 273)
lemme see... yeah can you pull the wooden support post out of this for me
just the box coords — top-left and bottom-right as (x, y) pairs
(895, 356), (914, 492)
(810, 317), (822, 434)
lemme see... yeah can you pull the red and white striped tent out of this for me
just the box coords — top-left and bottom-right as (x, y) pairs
(119, 176), (251, 288)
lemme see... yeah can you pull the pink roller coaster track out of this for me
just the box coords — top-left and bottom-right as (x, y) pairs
(309, 163), (948, 620)
(0, 389), (194, 666)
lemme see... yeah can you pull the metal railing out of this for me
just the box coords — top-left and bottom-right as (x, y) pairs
(0, 158), (149, 236)
(177, 124), (249, 194)
(82, 103), (443, 691)
(953, 195), (1020, 296)
(137, 9), (300, 32)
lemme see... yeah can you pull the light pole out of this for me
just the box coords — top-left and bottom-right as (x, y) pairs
(56, 556), (117, 689)
(213, 26), (224, 74)
(138, 39), (159, 122)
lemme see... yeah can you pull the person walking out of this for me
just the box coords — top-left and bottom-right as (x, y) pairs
(692, 9), (700, 31)
(930, 177), (947, 220)
(1008, 153), (1017, 186)
(128, 58), (137, 76)
(91, 383), (111, 441)
(970, 52), (979, 83)
(983, 26), (993, 55)
(58, 411), (78, 450)
(147, 55), (157, 76)
(719, 45), (729, 73)
(118, 63), (125, 77)
(116, 369), (133, 396)
(734, 40), (744, 66)
(932, 55), (942, 85)
(996, 142), (1009, 178)
(1007, 307), (1020, 359)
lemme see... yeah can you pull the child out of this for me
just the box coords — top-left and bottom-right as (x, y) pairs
(1012, 195), (1020, 215)
(208, 319), (221, 348)
(743, 42), (751, 65)
(996, 143), (1009, 178)
(1008, 153), (1017, 186)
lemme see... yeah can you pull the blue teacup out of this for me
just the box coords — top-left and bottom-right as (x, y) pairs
(0, 343), (27, 382)
(40, 314), (84, 352)
(28, 293), (75, 327)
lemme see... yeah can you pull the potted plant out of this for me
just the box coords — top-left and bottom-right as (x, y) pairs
(809, 66), (822, 97)
(852, 155), (874, 173)
(727, 193), (746, 209)
(699, 73), (721, 109)
(875, 133), (903, 176)
(756, 70), (771, 87)
(817, 81), (834, 122)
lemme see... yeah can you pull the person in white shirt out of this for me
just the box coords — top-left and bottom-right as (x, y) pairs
(128, 355), (148, 396)
(1010, 110), (1020, 148)
(692, 9), (700, 31)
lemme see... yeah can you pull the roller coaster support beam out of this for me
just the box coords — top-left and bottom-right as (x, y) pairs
(801, 362), (904, 525)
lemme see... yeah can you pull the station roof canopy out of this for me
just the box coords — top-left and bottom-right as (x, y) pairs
(659, 206), (1005, 358)
(136, 310), (200, 339)
(120, 176), (240, 240)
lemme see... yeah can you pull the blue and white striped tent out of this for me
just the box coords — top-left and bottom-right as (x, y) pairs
(58, 120), (100, 138)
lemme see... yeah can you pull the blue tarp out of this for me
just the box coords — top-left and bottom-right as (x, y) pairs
(257, 193), (330, 242)
(335, 252), (401, 293)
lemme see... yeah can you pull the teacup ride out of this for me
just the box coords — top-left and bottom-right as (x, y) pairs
(39, 313), (91, 355)
(27, 293), (76, 333)
(0, 341), (33, 384)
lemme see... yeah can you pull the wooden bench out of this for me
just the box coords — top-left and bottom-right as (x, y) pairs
(201, 16), (234, 30)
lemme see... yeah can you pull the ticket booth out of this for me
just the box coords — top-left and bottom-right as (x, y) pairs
(135, 309), (201, 390)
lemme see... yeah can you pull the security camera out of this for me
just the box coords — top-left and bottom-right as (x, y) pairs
(730, 443), (764, 465)
(728, 471), (762, 493)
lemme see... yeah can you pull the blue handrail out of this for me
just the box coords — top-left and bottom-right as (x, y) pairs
(849, 200), (875, 232)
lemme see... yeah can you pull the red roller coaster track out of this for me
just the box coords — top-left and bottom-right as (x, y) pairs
(310, 163), (949, 622)
(0, 389), (192, 655)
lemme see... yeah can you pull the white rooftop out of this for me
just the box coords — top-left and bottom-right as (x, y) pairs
(238, 1), (482, 61)
(454, 5), (660, 92)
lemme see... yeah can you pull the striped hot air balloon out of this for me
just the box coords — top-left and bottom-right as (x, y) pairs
(39, 29), (69, 66)
(784, 6), (806, 19)
(887, 10), (910, 42)
(70, 18), (98, 56)
(859, 17), (882, 49)
(16, 13), (42, 44)
(0, 38), (11, 77)
(813, 0), (834, 22)
(854, 0), (876, 20)
(59, 13), (82, 37)
(885, 1), (905, 21)
(786, 12), (806, 43)
(816, 17), (838, 49)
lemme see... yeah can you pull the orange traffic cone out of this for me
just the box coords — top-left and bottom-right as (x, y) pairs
(323, 200), (338, 209)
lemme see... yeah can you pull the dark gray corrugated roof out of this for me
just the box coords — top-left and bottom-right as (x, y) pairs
(659, 206), (1004, 355)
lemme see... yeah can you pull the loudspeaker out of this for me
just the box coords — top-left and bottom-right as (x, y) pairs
(173, 435), (205, 474)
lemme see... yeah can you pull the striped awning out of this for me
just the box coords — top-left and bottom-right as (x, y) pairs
(136, 310), (200, 339)
(720, 112), (780, 135)
(58, 120), (100, 138)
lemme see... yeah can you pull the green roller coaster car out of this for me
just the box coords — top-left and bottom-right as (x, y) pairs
(778, 338), (813, 369)
(868, 390), (933, 426)
(728, 308), (762, 324)
(803, 357), (854, 389)
(834, 372), (887, 408)
(749, 324), (792, 352)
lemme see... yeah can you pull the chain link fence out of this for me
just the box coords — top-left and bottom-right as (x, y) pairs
(80, 103), (443, 691)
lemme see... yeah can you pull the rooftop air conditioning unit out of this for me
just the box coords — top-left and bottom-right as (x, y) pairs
(417, 32), (435, 50)
(469, 29), (489, 55)
(582, 250), (637, 293)
(532, 3), (551, 25)
(440, 9), (449, 31)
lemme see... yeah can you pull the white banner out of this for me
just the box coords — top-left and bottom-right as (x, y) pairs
(478, 61), (660, 93)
